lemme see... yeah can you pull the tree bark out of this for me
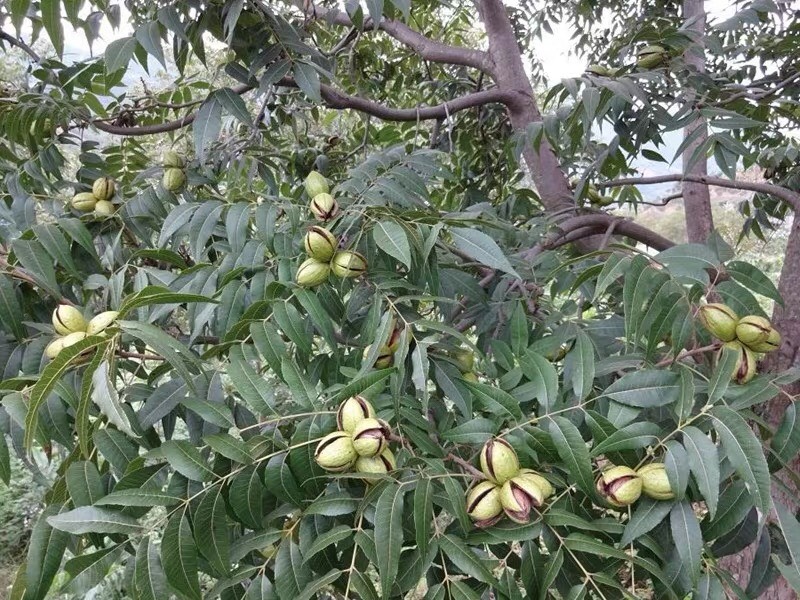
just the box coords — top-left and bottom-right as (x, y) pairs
(475, 0), (575, 215)
(681, 0), (715, 243)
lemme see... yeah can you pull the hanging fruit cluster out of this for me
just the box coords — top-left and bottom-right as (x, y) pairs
(70, 177), (116, 216)
(314, 396), (396, 479)
(45, 305), (119, 359)
(466, 438), (555, 527)
(595, 462), (675, 507)
(698, 303), (781, 384)
(296, 171), (367, 287)
(162, 150), (187, 191)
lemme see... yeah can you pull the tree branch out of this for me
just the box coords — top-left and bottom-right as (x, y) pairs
(89, 79), (512, 135)
(302, 3), (492, 73)
(520, 214), (675, 260)
(0, 29), (41, 62)
(598, 174), (800, 211)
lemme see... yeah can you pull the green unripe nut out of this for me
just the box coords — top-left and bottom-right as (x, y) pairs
(587, 184), (602, 203)
(500, 475), (545, 524)
(309, 193), (339, 221)
(697, 303), (739, 342)
(596, 465), (642, 507)
(162, 168), (186, 192)
(314, 431), (357, 471)
(517, 468), (555, 499)
(304, 171), (329, 198)
(86, 311), (120, 336)
(596, 195), (615, 207)
(304, 226), (338, 262)
(724, 340), (757, 384)
(331, 251), (367, 279)
(44, 337), (66, 360)
(465, 480), (503, 527)
(355, 448), (396, 480)
(295, 258), (330, 287)
(94, 200), (115, 216)
(52, 305), (88, 335)
(750, 327), (781, 353)
(636, 463), (675, 500)
(363, 344), (393, 369)
(163, 150), (185, 169)
(636, 45), (667, 69)
(735, 315), (772, 347)
(337, 395), (375, 433)
(92, 177), (115, 201)
(452, 349), (475, 373)
(60, 331), (88, 350)
(461, 372), (479, 383)
(351, 418), (389, 458)
(71, 192), (97, 212)
(479, 438), (520, 485)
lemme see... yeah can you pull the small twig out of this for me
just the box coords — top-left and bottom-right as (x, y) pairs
(655, 343), (720, 367)
(116, 350), (165, 361)
(0, 29), (41, 62)
(598, 219), (620, 250)
(446, 453), (483, 478)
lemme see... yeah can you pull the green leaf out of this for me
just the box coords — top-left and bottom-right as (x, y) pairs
(374, 483), (406, 598)
(91, 360), (135, 437)
(439, 534), (497, 584)
(119, 321), (201, 391)
(773, 502), (800, 592)
(118, 286), (214, 316)
(441, 417), (495, 444)
(104, 36), (138, 73)
(563, 330), (594, 401)
(590, 422), (660, 456)
(602, 369), (680, 407)
(304, 492), (358, 516)
(216, 87), (253, 125)
(95, 489), (181, 507)
(162, 512), (201, 600)
(229, 466), (266, 528)
(196, 487), (230, 576)
(274, 538), (311, 600)
(47, 506), (143, 534)
(180, 396), (235, 428)
(12, 239), (60, 297)
(518, 350), (559, 411)
(450, 227), (519, 277)
(707, 346), (739, 405)
(62, 545), (123, 595)
(294, 289), (337, 351)
(670, 500), (702, 584)
(682, 426), (719, 519)
(25, 335), (108, 449)
(302, 525), (352, 562)
(204, 432), (252, 465)
(41, 0), (64, 56)
(621, 498), (673, 545)
(373, 220), (411, 268)
(160, 440), (214, 481)
(539, 549), (563, 600)
(293, 61), (322, 101)
(65, 461), (105, 507)
(711, 406), (771, 515)
(194, 95), (223, 159)
(548, 416), (594, 496)
(0, 434), (9, 485)
(770, 402), (800, 471)
(413, 478), (433, 559)
(329, 368), (395, 404)
(25, 505), (69, 600)
(726, 261), (782, 304)
(135, 538), (168, 600)
(135, 21), (166, 68)
(0, 275), (26, 340)
(464, 380), (523, 422)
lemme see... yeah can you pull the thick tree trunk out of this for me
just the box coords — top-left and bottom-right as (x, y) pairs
(719, 213), (800, 598)
(475, 0), (575, 215)
(681, 0), (714, 243)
